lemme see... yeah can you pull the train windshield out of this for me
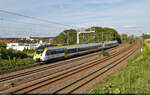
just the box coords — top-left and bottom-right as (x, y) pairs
(36, 49), (44, 54)
(36, 44), (57, 54)
(36, 46), (45, 54)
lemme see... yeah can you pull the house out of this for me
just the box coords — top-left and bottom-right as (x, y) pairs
(7, 43), (40, 51)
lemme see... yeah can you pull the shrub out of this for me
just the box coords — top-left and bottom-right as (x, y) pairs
(0, 42), (6, 48)
(90, 43), (150, 94)
(99, 50), (110, 57)
(0, 48), (27, 59)
(23, 48), (35, 55)
(0, 58), (35, 72)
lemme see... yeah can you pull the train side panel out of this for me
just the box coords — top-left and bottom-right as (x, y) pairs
(34, 41), (118, 62)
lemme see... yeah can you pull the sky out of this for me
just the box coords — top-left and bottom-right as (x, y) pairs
(0, 0), (149, 38)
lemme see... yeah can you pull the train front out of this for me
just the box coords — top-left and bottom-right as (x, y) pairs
(33, 46), (45, 62)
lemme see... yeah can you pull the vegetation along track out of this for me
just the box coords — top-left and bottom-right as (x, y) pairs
(0, 42), (138, 94)
(0, 44), (124, 83)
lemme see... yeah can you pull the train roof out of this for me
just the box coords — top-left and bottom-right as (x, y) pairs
(37, 40), (118, 50)
(48, 43), (102, 49)
(37, 44), (57, 50)
(104, 40), (118, 44)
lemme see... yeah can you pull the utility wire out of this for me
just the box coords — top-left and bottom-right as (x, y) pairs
(0, 9), (75, 28)
(0, 18), (59, 32)
(0, 18), (65, 29)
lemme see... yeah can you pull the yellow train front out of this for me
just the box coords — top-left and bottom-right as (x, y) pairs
(33, 41), (118, 62)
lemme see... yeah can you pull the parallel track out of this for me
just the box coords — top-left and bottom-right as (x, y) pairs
(0, 42), (137, 94)
(0, 45), (123, 83)
(55, 45), (138, 94)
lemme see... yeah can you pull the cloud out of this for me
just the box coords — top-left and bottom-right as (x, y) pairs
(121, 25), (138, 29)
(0, 0), (150, 37)
(87, 0), (125, 4)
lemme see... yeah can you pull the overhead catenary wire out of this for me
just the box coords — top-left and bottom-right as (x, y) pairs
(0, 9), (75, 28)
(0, 18), (65, 29)
(0, 9), (92, 39)
(0, 18), (62, 37)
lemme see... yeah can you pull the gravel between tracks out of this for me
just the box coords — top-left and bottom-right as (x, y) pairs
(37, 44), (139, 94)
(0, 44), (128, 92)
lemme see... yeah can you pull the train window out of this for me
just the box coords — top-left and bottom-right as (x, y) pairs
(36, 49), (44, 54)
(56, 48), (65, 53)
(84, 47), (88, 51)
(68, 48), (77, 53)
(99, 45), (102, 47)
(46, 50), (51, 55)
(78, 47), (87, 52)
(51, 48), (65, 54)
(85, 47), (90, 50)
(89, 46), (95, 49)
(46, 48), (65, 55)
(106, 43), (114, 47)
(77, 45), (99, 52)
(51, 50), (56, 54)
(78, 48), (83, 52)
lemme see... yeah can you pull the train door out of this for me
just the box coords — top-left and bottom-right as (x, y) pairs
(64, 48), (68, 58)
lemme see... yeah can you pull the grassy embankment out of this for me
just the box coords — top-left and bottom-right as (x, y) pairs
(90, 42), (150, 94)
(0, 58), (35, 72)
(0, 43), (36, 72)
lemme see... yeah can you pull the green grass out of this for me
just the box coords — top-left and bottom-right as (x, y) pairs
(99, 50), (110, 57)
(0, 58), (36, 72)
(0, 42), (36, 72)
(89, 44), (150, 94)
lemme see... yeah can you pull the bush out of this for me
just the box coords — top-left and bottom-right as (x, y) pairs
(90, 44), (150, 94)
(23, 48), (35, 54)
(99, 50), (110, 57)
(0, 42), (6, 48)
(0, 58), (35, 72)
(143, 44), (150, 56)
(0, 42), (35, 72)
(0, 48), (27, 59)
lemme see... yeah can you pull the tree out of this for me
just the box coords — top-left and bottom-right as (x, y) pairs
(128, 35), (135, 44)
(0, 42), (7, 59)
(121, 34), (128, 43)
(51, 26), (121, 44)
(51, 29), (77, 44)
(143, 34), (150, 39)
(0, 42), (6, 48)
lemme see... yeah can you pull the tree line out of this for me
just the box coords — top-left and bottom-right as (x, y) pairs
(51, 26), (135, 44)
(143, 34), (150, 39)
(51, 26), (121, 44)
(0, 42), (27, 60)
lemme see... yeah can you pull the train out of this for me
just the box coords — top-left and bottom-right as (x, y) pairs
(33, 40), (118, 62)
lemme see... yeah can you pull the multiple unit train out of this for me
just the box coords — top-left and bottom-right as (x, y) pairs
(33, 40), (118, 62)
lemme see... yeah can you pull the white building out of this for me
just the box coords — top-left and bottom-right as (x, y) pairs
(7, 43), (40, 51)
(26, 36), (34, 41)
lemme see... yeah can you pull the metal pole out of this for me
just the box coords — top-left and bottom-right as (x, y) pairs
(102, 31), (103, 42)
(67, 31), (69, 44)
(141, 33), (144, 51)
(77, 30), (80, 44)
(92, 27), (95, 40)
(77, 27), (96, 44)
(114, 33), (116, 40)
(106, 32), (108, 41)
(94, 27), (95, 41)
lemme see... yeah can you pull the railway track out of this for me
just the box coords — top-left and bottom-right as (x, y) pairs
(0, 44), (124, 83)
(0, 42), (138, 94)
(55, 45), (138, 94)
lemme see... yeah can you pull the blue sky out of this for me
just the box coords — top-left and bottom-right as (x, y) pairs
(0, 0), (149, 38)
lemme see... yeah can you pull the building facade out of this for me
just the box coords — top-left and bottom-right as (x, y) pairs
(7, 43), (41, 51)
